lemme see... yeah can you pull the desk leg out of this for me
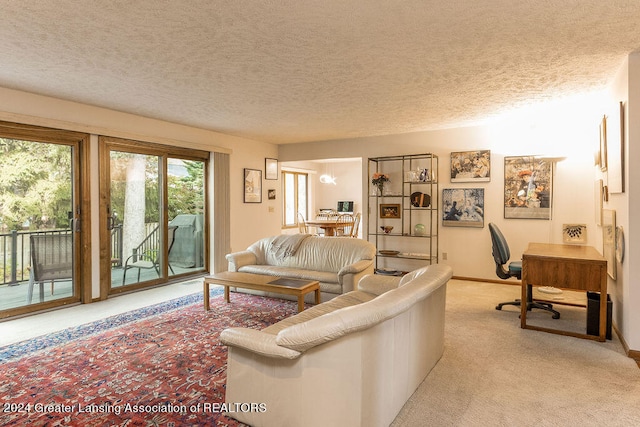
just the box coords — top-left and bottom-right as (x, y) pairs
(599, 288), (607, 342)
(204, 280), (210, 311)
(520, 280), (528, 328)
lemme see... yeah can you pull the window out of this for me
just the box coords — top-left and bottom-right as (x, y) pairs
(282, 171), (308, 227)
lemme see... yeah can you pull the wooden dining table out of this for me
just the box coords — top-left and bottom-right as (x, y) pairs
(304, 218), (354, 236)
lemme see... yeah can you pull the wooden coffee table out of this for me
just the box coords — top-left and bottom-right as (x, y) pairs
(203, 271), (320, 313)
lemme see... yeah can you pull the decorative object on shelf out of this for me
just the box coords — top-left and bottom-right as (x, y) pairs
(379, 249), (400, 255)
(380, 226), (394, 234)
(414, 224), (426, 236)
(616, 226), (625, 263)
(380, 204), (400, 219)
(442, 188), (484, 228)
(450, 150), (491, 182)
(410, 191), (430, 207)
(243, 168), (262, 203)
(503, 156), (552, 220)
(371, 172), (390, 195)
(562, 224), (587, 244)
(265, 158), (278, 180)
(418, 168), (430, 182)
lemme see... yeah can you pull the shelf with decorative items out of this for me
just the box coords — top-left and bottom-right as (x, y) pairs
(367, 154), (438, 275)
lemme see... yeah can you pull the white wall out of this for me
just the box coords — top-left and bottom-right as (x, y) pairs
(280, 94), (605, 280)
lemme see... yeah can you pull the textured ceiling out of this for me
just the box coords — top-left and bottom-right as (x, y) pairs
(1, 1), (640, 144)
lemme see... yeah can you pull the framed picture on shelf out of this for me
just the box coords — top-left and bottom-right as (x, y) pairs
(380, 204), (400, 219)
(265, 158), (278, 180)
(450, 150), (490, 182)
(244, 168), (262, 203)
(503, 156), (552, 220)
(442, 188), (484, 227)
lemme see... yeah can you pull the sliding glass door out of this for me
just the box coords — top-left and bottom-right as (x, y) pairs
(0, 122), (86, 319)
(100, 137), (208, 296)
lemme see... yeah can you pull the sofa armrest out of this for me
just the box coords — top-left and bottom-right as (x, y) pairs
(337, 259), (374, 278)
(226, 251), (258, 271)
(357, 274), (401, 295)
(220, 328), (302, 360)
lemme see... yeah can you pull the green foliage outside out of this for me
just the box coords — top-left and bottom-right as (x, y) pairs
(0, 138), (72, 231)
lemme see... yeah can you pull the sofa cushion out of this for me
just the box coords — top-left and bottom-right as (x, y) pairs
(263, 290), (376, 335)
(248, 236), (375, 273)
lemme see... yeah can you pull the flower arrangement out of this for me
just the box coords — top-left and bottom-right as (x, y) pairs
(371, 173), (390, 194)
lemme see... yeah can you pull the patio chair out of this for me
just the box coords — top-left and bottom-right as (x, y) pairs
(122, 226), (176, 285)
(28, 233), (73, 304)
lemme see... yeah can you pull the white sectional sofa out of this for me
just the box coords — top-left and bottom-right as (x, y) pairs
(225, 234), (376, 302)
(220, 264), (453, 427)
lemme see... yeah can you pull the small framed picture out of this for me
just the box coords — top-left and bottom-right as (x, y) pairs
(562, 224), (587, 244)
(244, 168), (262, 203)
(380, 204), (400, 219)
(268, 189), (276, 200)
(265, 158), (278, 180)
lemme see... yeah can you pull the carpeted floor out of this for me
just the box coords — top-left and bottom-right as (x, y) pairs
(0, 287), (301, 426)
(391, 279), (640, 427)
(2, 280), (639, 427)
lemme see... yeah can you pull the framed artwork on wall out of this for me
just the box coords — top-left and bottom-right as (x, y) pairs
(450, 150), (491, 182)
(244, 168), (262, 203)
(265, 158), (278, 180)
(442, 188), (484, 227)
(599, 115), (608, 172)
(602, 209), (616, 279)
(503, 156), (552, 220)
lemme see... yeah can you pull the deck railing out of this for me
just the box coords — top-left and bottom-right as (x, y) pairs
(0, 227), (125, 286)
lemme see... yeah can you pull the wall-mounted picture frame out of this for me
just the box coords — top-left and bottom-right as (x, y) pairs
(268, 189), (276, 200)
(265, 158), (278, 180)
(599, 115), (608, 172)
(450, 150), (491, 182)
(602, 209), (616, 279)
(594, 179), (603, 226)
(380, 204), (400, 219)
(562, 224), (587, 244)
(442, 188), (484, 227)
(608, 102), (625, 194)
(244, 168), (262, 203)
(504, 156), (552, 220)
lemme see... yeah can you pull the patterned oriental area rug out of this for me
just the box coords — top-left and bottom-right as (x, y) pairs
(0, 287), (303, 426)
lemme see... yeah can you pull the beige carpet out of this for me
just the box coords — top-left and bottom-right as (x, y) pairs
(391, 279), (640, 427)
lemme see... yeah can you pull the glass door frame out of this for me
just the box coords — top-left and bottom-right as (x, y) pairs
(98, 136), (210, 298)
(0, 120), (89, 318)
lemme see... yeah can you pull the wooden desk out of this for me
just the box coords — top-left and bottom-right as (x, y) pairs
(304, 219), (354, 236)
(521, 243), (608, 342)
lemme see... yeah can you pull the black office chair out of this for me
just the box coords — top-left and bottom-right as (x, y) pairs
(489, 223), (560, 319)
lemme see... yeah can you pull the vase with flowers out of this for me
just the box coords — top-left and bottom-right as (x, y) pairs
(371, 172), (390, 196)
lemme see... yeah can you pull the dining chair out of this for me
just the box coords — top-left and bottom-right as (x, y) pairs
(335, 213), (355, 236)
(350, 212), (362, 237)
(297, 212), (309, 234)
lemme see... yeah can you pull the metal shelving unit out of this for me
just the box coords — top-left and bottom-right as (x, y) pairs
(367, 154), (439, 274)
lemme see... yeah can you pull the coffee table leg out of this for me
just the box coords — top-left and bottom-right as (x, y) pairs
(314, 288), (321, 305)
(204, 280), (210, 311)
(224, 285), (230, 303)
(297, 296), (305, 313)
